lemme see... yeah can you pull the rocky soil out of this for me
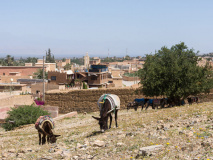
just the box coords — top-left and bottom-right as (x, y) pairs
(1, 102), (213, 160)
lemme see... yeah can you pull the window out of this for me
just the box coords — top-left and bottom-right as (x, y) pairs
(3, 73), (5, 75)
(51, 76), (56, 80)
(91, 76), (97, 80)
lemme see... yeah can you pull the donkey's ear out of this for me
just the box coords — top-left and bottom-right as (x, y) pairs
(54, 135), (61, 137)
(92, 116), (101, 120)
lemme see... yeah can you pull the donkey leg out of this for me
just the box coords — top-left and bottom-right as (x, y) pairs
(145, 104), (149, 110)
(115, 110), (118, 128)
(109, 114), (112, 129)
(42, 135), (46, 145)
(39, 133), (41, 145)
(47, 135), (50, 144)
(141, 103), (144, 111)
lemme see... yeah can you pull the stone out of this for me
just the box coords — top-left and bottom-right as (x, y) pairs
(158, 135), (169, 140)
(18, 149), (25, 153)
(62, 150), (72, 158)
(137, 145), (164, 157)
(2, 152), (8, 158)
(40, 156), (53, 159)
(163, 127), (169, 131)
(170, 124), (174, 128)
(186, 131), (194, 137)
(201, 141), (211, 147)
(77, 143), (82, 148)
(157, 125), (164, 130)
(179, 131), (185, 135)
(157, 120), (164, 123)
(25, 148), (33, 152)
(17, 153), (24, 158)
(73, 156), (79, 159)
(181, 146), (187, 151)
(8, 149), (16, 153)
(117, 142), (125, 146)
(87, 155), (93, 159)
(92, 140), (105, 147)
(49, 148), (55, 153)
(126, 132), (135, 136)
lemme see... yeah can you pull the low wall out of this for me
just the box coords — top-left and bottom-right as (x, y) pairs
(45, 88), (146, 114)
(123, 76), (139, 81)
(45, 88), (213, 114)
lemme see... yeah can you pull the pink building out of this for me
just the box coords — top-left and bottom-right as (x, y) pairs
(0, 66), (43, 83)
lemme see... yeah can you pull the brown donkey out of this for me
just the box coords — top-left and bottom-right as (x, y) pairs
(92, 94), (120, 132)
(35, 115), (60, 145)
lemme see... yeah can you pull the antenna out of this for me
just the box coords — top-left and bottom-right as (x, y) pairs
(108, 48), (109, 58)
(126, 48), (128, 55)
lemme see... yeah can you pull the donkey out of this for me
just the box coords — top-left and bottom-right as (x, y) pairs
(35, 116), (60, 145)
(92, 94), (120, 132)
(127, 101), (137, 111)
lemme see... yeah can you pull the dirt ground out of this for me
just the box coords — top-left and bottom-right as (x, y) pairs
(1, 102), (213, 160)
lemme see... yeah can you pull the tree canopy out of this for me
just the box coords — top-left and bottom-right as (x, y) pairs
(33, 69), (47, 79)
(46, 48), (55, 63)
(139, 42), (213, 104)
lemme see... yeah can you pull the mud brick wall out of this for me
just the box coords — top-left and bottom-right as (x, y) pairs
(199, 94), (213, 103)
(45, 88), (213, 114)
(45, 88), (146, 114)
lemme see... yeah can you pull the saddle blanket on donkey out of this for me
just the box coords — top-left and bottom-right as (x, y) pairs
(35, 115), (55, 130)
(97, 94), (120, 113)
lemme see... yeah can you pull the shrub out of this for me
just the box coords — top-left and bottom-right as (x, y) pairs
(2, 105), (50, 131)
(83, 82), (88, 89)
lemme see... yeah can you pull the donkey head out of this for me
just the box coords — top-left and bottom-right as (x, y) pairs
(49, 134), (61, 143)
(92, 116), (108, 132)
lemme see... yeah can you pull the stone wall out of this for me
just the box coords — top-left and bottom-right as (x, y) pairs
(45, 88), (146, 113)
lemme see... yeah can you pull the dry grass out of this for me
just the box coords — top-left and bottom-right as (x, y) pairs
(1, 102), (213, 159)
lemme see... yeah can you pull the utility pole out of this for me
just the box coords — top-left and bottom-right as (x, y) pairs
(43, 56), (45, 102)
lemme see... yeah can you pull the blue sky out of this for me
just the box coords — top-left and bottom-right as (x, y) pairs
(0, 0), (213, 58)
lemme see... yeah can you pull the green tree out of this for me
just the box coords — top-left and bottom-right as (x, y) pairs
(62, 58), (66, 62)
(0, 58), (6, 66)
(83, 82), (88, 89)
(25, 57), (38, 65)
(5, 55), (15, 66)
(46, 48), (55, 63)
(64, 63), (71, 70)
(2, 105), (49, 131)
(71, 57), (84, 65)
(33, 69), (47, 79)
(139, 42), (213, 105)
(125, 55), (130, 60)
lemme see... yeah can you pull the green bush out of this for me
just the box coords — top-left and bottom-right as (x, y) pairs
(2, 105), (50, 131)
(83, 82), (88, 89)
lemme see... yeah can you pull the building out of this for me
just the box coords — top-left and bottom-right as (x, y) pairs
(56, 58), (71, 70)
(110, 68), (123, 88)
(48, 71), (74, 85)
(0, 66), (43, 83)
(84, 52), (90, 69)
(47, 64), (110, 89)
(34, 59), (56, 72)
(87, 65), (109, 88)
(90, 57), (101, 65)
